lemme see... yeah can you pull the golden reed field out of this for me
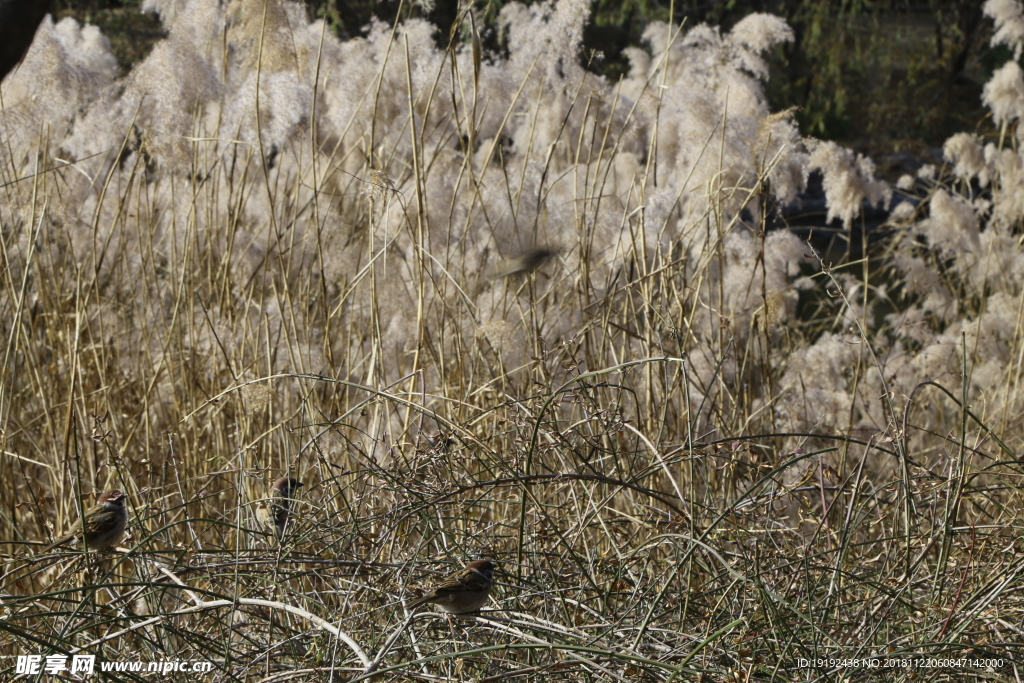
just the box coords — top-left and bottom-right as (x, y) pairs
(0, 0), (1023, 679)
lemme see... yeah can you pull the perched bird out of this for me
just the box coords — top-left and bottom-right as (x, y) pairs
(259, 476), (303, 540)
(45, 490), (127, 552)
(406, 559), (496, 613)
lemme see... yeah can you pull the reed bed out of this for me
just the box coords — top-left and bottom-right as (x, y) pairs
(0, 0), (1022, 680)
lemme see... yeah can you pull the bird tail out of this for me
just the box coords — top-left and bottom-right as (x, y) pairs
(405, 594), (431, 610)
(42, 535), (73, 553)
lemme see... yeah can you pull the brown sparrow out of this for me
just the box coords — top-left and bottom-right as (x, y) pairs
(406, 560), (496, 613)
(258, 476), (303, 539)
(491, 248), (557, 279)
(45, 490), (127, 552)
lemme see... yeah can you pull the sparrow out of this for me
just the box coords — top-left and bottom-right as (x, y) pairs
(406, 559), (496, 613)
(491, 248), (557, 280)
(45, 490), (128, 552)
(258, 476), (303, 539)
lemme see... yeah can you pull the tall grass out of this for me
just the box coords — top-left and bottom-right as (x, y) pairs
(0, 0), (1021, 680)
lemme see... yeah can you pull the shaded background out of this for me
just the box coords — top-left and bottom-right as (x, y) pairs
(49, 0), (1003, 177)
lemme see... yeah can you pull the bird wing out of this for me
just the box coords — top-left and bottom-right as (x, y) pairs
(434, 568), (489, 595)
